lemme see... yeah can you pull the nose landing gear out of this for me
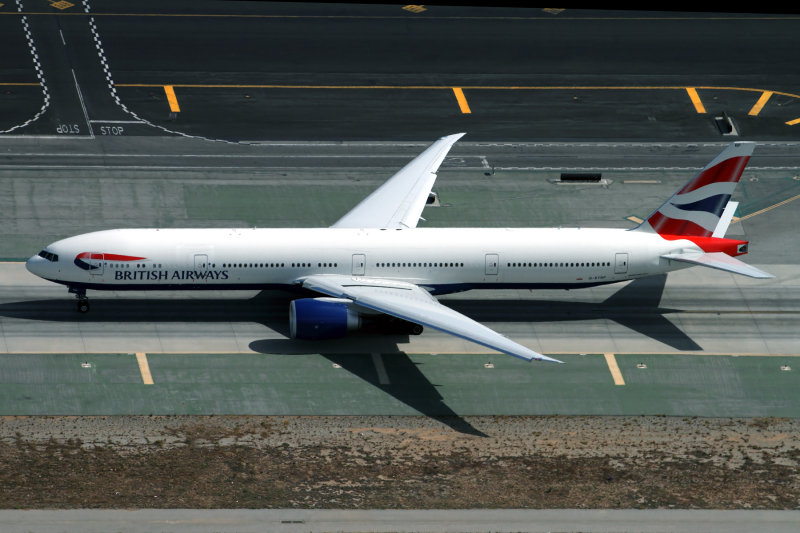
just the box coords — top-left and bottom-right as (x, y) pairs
(69, 287), (90, 313)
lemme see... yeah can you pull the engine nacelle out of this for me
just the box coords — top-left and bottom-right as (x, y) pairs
(289, 298), (362, 340)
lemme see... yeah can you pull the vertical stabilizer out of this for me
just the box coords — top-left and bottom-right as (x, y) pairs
(636, 142), (754, 236)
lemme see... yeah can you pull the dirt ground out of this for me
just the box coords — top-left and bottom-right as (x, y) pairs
(0, 415), (798, 509)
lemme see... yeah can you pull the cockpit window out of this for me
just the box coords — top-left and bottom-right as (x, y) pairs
(37, 250), (58, 262)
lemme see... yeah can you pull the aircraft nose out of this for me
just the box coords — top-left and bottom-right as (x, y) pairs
(25, 254), (45, 277)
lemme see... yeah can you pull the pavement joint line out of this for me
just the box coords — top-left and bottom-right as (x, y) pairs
(6, 12), (800, 20)
(371, 353), (390, 385)
(70, 69), (95, 139)
(135, 352), (154, 385)
(604, 353), (625, 385)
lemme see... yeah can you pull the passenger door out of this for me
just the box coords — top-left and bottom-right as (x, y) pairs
(615, 252), (629, 274)
(352, 254), (366, 276)
(485, 253), (499, 276)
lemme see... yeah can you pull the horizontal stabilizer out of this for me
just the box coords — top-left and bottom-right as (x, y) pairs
(661, 251), (774, 279)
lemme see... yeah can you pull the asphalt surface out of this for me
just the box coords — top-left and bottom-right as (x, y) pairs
(1, 3), (800, 140)
(1, 509), (799, 533)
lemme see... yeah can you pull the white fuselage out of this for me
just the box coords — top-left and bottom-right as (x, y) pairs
(27, 227), (696, 294)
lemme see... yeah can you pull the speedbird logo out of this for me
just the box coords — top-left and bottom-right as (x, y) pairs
(74, 252), (146, 270)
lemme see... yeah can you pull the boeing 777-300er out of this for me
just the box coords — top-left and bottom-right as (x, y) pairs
(26, 134), (772, 364)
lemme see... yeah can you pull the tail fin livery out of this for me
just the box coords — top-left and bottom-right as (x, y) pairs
(637, 141), (773, 279)
(637, 141), (754, 237)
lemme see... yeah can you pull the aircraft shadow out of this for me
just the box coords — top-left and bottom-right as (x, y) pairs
(4, 276), (697, 352)
(442, 274), (702, 351)
(249, 337), (488, 437)
(0, 290), (486, 436)
(0, 290), (298, 336)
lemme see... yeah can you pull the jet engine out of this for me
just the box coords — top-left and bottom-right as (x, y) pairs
(289, 298), (362, 340)
(289, 297), (424, 340)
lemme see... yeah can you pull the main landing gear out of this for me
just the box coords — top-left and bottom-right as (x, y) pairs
(69, 287), (90, 313)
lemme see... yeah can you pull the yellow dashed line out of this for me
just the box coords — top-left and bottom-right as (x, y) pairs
(626, 216), (644, 224)
(604, 353), (625, 386)
(787, 117), (800, 126)
(135, 352), (154, 385)
(163, 85), (180, 113)
(686, 87), (706, 113)
(452, 87), (471, 114)
(748, 90), (773, 116)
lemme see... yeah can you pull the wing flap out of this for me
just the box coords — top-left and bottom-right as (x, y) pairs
(661, 251), (774, 279)
(301, 274), (563, 363)
(331, 133), (465, 229)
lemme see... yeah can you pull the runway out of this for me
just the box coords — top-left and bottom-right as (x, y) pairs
(1, 509), (798, 533)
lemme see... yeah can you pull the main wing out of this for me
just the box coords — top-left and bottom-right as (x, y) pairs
(301, 274), (563, 364)
(331, 133), (465, 229)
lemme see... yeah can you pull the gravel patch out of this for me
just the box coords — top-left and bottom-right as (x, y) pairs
(1, 415), (798, 509)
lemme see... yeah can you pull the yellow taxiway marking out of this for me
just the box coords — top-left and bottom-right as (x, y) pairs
(733, 192), (800, 223)
(163, 85), (180, 113)
(452, 87), (471, 114)
(604, 353), (625, 386)
(749, 90), (773, 116)
(787, 117), (800, 126)
(686, 87), (706, 113)
(135, 352), (154, 385)
(626, 215), (644, 224)
(112, 83), (800, 100)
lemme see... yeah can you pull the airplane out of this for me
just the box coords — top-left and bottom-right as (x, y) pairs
(25, 134), (772, 364)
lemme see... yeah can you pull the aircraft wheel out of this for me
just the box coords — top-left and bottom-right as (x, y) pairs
(77, 300), (90, 313)
(411, 323), (423, 335)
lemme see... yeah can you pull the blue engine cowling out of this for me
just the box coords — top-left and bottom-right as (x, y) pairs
(289, 298), (362, 340)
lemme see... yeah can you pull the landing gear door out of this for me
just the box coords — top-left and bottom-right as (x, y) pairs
(615, 252), (629, 274)
(485, 253), (499, 276)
